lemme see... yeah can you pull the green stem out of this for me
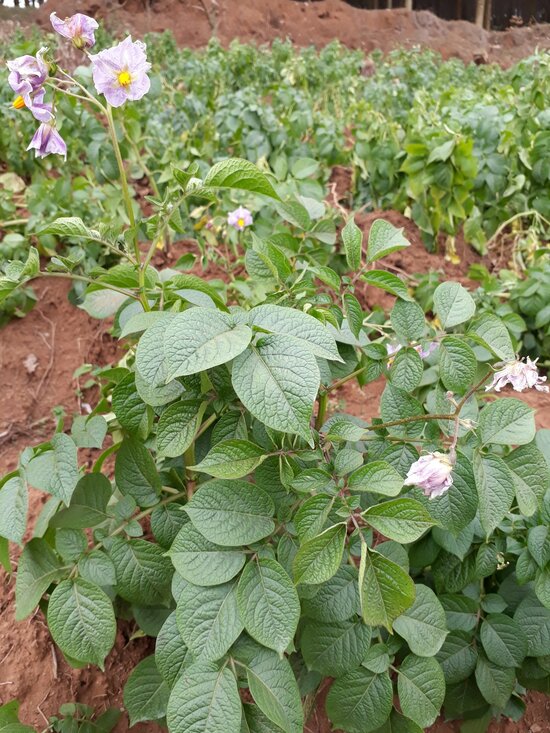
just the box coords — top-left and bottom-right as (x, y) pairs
(37, 272), (139, 300)
(105, 104), (150, 312)
(315, 391), (329, 431)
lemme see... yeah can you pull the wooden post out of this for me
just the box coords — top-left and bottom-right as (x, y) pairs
(405, 0), (413, 10)
(387, 0), (393, 8)
(455, 0), (463, 20)
(484, 0), (492, 29)
(475, 0), (486, 27)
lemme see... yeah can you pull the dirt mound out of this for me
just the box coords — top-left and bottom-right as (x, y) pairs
(28, 0), (550, 66)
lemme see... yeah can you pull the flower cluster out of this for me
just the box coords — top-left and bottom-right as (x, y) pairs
(485, 356), (549, 394)
(7, 13), (151, 158)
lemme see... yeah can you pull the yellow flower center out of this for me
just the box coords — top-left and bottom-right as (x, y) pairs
(237, 218), (245, 228)
(13, 95), (26, 110)
(117, 70), (132, 87)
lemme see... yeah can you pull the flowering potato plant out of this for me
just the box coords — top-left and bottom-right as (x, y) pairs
(2, 16), (550, 733)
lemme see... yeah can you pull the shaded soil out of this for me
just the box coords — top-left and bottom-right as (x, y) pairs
(19, 0), (550, 67)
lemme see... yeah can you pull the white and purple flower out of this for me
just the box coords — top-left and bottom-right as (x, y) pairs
(27, 122), (67, 159)
(228, 206), (253, 231)
(50, 12), (99, 49)
(7, 48), (48, 107)
(386, 341), (438, 364)
(404, 451), (454, 499)
(485, 356), (549, 394)
(90, 37), (151, 107)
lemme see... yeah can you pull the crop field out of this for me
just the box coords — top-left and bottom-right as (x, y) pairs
(1, 5), (550, 733)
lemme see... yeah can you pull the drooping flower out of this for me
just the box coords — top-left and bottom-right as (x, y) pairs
(485, 356), (549, 394)
(7, 48), (48, 105)
(90, 37), (151, 107)
(404, 451), (454, 499)
(228, 206), (253, 231)
(27, 122), (67, 159)
(50, 12), (99, 49)
(13, 87), (53, 123)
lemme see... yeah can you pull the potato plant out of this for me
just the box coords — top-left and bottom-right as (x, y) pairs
(2, 16), (550, 733)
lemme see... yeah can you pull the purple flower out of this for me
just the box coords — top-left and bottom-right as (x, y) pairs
(27, 122), (67, 159)
(228, 207), (253, 231)
(50, 12), (99, 49)
(386, 341), (438, 365)
(416, 341), (438, 359)
(404, 451), (454, 499)
(7, 48), (48, 106)
(90, 37), (151, 108)
(485, 356), (549, 394)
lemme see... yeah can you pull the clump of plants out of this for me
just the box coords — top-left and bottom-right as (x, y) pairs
(2, 14), (550, 733)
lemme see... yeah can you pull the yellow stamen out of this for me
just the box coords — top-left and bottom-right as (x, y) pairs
(13, 95), (26, 110)
(237, 218), (245, 228)
(117, 70), (132, 87)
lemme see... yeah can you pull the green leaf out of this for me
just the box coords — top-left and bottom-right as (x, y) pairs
(0, 701), (35, 733)
(151, 503), (188, 549)
(348, 461), (404, 496)
(514, 596), (550, 656)
(135, 314), (176, 387)
(505, 443), (550, 516)
(115, 438), (161, 507)
(245, 649), (303, 733)
(15, 538), (65, 620)
(478, 398), (536, 446)
(71, 414), (108, 449)
(185, 479), (275, 546)
(362, 270), (412, 301)
(436, 631), (478, 684)
(47, 579), (116, 668)
(242, 703), (284, 733)
(112, 373), (147, 434)
(49, 434), (80, 505)
(390, 300), (426, 342)
(371, 709), (423, 733)
(176, 581), (243, 662)
(468, 314), (515, 361)
(473, 452), (515, 536)
(380, 384), (424, 438)
(528, 526), (550, 568)
(237, 558), (299, 654)
(78, 550), (116, 587)
(167, 662), (242, 733)
(124, 655), (170, 725)
(326, 669), (393, 733)
(292, 524), (346, 585)
(0, 475), (27, 544)
(155, 611), (192, 687)
(439, 337), (476, 394)
(363, 499), (435, 543)
(393, 584), (448, 656)
(397, 654), (445, 728)
(39, 216), (101, 240)
(204, 158), (280, 200)
(367, 219), (410, 263)
(169, 523), (246, 586)
(248, 304), (341, 361)
(423, 453), (477, 534)
(474, 654), (515, 708)
(359, 546), (415, 630)
(157, 400), (203, 458)
(50, 473), (111, 529)
(535, 567), (550, 608)
(441, 594), (478, 632)
(164, 308), (252, 381)
(191, 440), (267, 479)
(301, 618), (371, 676)
(480, 614), (527, 667)
(232, 335), (320, 443)
(294, 494), (334, 541)
(389, 347), (424, 391)
(109, 537), (173, 606)
(323, 415), (366, 442)
(342, 215), (363, 270)
(302, 565), (360, 622)
(433, 282), (476, 329)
